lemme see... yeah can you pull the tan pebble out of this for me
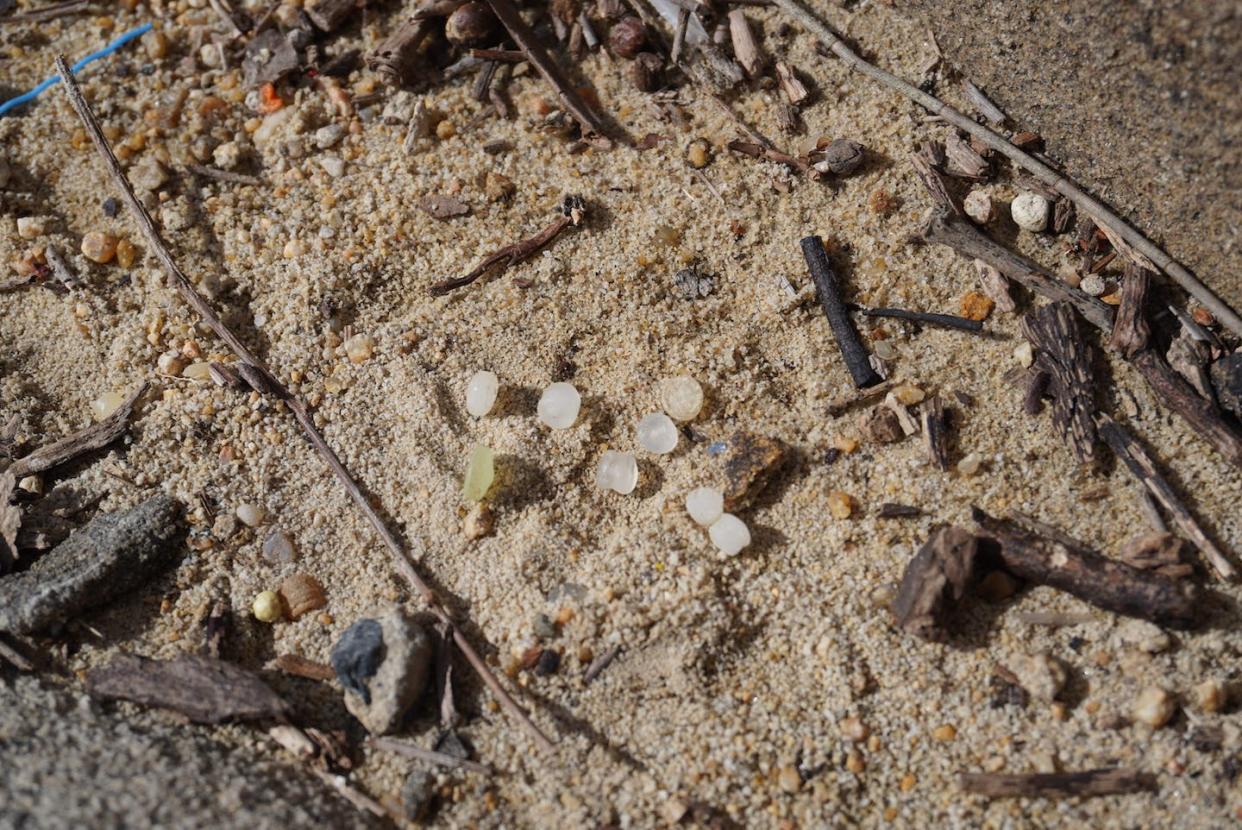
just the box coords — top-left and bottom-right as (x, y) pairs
(1194, 678), (1227, 713)
(142, 29), (167, 60)
(1132, 685), (1176, 727)
(892, 384), (925, 406)
(839, 716), (869, 743)
(91, 391), (125, 421)
(16, 216), (46, 239)
(687, 139), (710, 169)
(883, 807), (897, 822)
(932, 724), (956, 741)
(484, 172), (515, 202)
(826, 490), (855, 519)
(845, 752), (865, 774)
(660, 799), (688, 824)
(960, 291), (995, 321)
(115, 239), (137, 269)
(983, 755), (1006, 772)
(344, 334), (374, 363)
(436, 119), (456, 140)
(318, 612), (334, 626)
(81, 231), (118, 263)
(277, 573), (326, 620)
(1013, 341), (1034, 368)
(900, 773), (917, 792)
(156, 351), (187, 376)
(777, 765), (801, 793)
(463, 502), (495, 540)
(833, 434), (859, 454)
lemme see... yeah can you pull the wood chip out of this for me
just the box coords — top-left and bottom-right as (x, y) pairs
(774, 61), (808, 105)
(727, 9), (766, 77)
(274, 653), (336, 681)
(893, 526), (978, 641)
(1021, 302), (1097, 464)
(943, 132), (989, 181)
(920, 395), (950, 470)
(87, 653), (288, 723)
(1109, 265), (1151, 358)
(721, 430), (786, 510)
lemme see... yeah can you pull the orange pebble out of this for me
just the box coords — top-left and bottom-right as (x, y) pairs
(258, 83), (284, 114)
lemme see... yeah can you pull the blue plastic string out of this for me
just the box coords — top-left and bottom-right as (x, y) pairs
(0, 22), (154, 117)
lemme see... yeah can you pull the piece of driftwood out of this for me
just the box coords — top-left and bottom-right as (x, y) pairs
(274, 653), (336, 680)
(7, 384), (146, 480)
(771, 0), (1242, 337)
(485, 0), (610, 140)
(57, 58), (555, 753)
(1021, 302), (1097, 464)
(960, 768), (1156, 799)
(1097, 414), (1235, 580)
(972, 508), (1199, 628)
(87, 653), (288, 723)
(367, 18), (434, 87)
(1109, 265), (1152, 358)
(800, 235), (882, 388)
(893, 525), (978, 641)
(925, 212), (1242, 468)
(921, 395), (950, 470)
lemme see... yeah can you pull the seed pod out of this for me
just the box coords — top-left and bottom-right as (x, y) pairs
(814, 139), (865, 176)
(278, 573), (327, 620)
(445, 1), (499, 48)
(608, 15), (646, 59)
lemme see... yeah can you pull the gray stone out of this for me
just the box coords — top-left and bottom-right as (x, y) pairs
(1210, 352), (1242, 419)
(402, 770), (435, 821)
(129, 156), (168, 193)
(333, 609), (432, 734)
(315, 123), (345, 150)
(0, 494), (182, 633)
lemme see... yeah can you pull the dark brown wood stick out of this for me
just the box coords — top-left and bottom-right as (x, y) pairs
(960, 769), (1157, 799)
(972, 507), (1199, 628)
(429, 196), (585, 295)
(56, 56), (555, 754)
(7, 383), (146, 479)
(1021, 302), (1097, 464)
(799, 235), (881, 388)
(470, 47), (526, 62)
(857, 306), (983, 333)
(920, 395), (950, 470)
(925, 212), (1242, 469)
(1109, 265), (1152, 358)
(1096, 414), (1235, 580)
(771, 0), (1242, 338)
(484, 0), (610, 141)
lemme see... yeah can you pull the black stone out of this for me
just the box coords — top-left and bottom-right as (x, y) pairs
(534, 649), (561, 676)
(330, 619), (384, 705)
(102, 197), (120, 218)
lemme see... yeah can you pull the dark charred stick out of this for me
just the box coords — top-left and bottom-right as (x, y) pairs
(8, 383), (146, 479)
(800, 236), (882, 388)
(920, 395), (950, 470)
(469, 47), (526, 62)
(857, 306), (983, 333)
(925, 212), (1242, 468)
(1021, 302), (1097, 464)
(484, 0), (611, 141)
(960, 769), (1156, 799)
(413, 0), (465, 18)
(972, 507), (1200, 628)
(1096, 414), (1235, 581)
(1109, 264), (1152, 359)
(202, 600), (229, 659)
(488, 62), (513, 119)
(429, 196), (585, 295)
(57, 56), (556, 754)
(0, 634), (34, 671)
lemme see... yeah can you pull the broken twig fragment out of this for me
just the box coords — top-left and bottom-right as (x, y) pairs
(960, 768), (1156, 799)
(799, 235), (881, 388)
(857, 306), (983, 333)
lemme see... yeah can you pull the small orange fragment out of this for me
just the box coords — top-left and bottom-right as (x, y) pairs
(960, 291), (995, 321)
(258, 83), (284, 114)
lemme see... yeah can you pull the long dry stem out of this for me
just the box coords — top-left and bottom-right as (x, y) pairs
(771, 0), (1242, 338)
(55, 56), (555, 754)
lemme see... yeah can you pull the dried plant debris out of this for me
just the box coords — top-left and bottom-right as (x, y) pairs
(0, 495), (183, 634)
(0, 473), (20, 574)
(920, 395), (950, 470)
(87, 653), (288, 724)
(893, 526), (979, 642)
(6, 384), (146, 480)
(960, 768), (1157, 799)
(972, 508), (1199, 629)
(243, 28), (299, 87)
(1020, 302), (1097, 464)
(721, 430), (787, 511)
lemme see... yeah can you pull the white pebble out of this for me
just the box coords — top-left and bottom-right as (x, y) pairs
(1013, 342), (1034, 368)
(709, 514), (750, 557)
(873, 340), (898, 361)
(1080, 274), (1106, 296)
(537, 382), (581, 429)
(236, 502), (266, 527)
(636, 412), (678, 454)
(963, 190), (994, 225)
(660, 376), (704, 421)
(595, 450), (638, 494)
(1011, 192), (1050, 232)
(685, 487), (723, 526)
(1132, 685), (1175, 728)
(16, 216), (45, 239)
(465, 370), (498, 417)
(90, 391), (124, 421)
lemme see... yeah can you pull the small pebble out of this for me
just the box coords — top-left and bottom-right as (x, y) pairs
(708, 513), (750, 557)
(1080, 273), (1107, 296)
(1009, 652), (1066, 702)
(16, 216), (45, 239)
(102, 197), (119, 217)
(957, 453), (984, 476)
(319, 155), (345, 177)
(462, 444), (495, 502)
(687, 140), (710, 169)
(236, 502), (266, 527)
(315, 123), (345, 149)
(262, 529), (296, 563)
(1013, 342), (1034, 368)
(463, 503), (495, 539)
(278, 572), (326, 620)
(872, 340), (898, 361)
(892, 384), (925, 406)
(963, 189), (994, 224)
(537, 382), (581, 429)
(1132, 685), (1176, 727)
(156, 351), (187, 376)
(465, 370), (498, 417)
(839, 716), (869, 742)
(595, 450), (638, 495)
(1011, 192), (1050, 232)
(826, 490), (855, 519)
(660, 375), (704, 421)
(685, 487), (723, 526)
(637, 412), (678, 454)
(252, 590), (282, 622)
(1194, 679), (1226, 714)
(931, 724), (957, 741)
(81, 231), (118, 264)
(960, 291), (995, 321)
(777, 765), (801, 793)
(344, 334), (374, 363)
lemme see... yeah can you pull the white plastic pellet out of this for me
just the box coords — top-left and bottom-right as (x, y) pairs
(236, 502), (266, 527)
(636, 412), (678, 454)
(660, 376), (704, 421)
(708, 513), (750, 557)
(1010, 192), (1049, 232)
(596, 451), (638, 495)
(465, 370), (499, 417)
(685, 487), (723, 526)
(537, 382), (581, 429)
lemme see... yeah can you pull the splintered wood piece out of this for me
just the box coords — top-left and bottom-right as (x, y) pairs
(909, 152), (959, 216)
(974, 259), (1015, 313)
(774, 61), (809, 105)
(727, 9), (765, 77)
(87, 653), (288, 723)
(972, 508), (1199, 628)
(893, 526), (978, 641)
(943, 132), (989, 180)
(7, 383), (146, 480)
(1119, 531), (1194, 580)
(961, 768), (1156, 799)
(799, 235), (882, 388)
(1109, 265), (1152, 358)
(960, 79), (1008, 125)
(1021, 302), (1097, 464)
(920, 395), (950, 470)
(1097, 414), (1235, 581)
(485, 0), (610, 140)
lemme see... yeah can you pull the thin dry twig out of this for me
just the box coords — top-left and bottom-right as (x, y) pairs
(771, 0), (1242, 338)
(371, 736), (492, 774)
(56, 56), (555, 754)
(187, 164), (263, 186)
(7, 383), (146, 480)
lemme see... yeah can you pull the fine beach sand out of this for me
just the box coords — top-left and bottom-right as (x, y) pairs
(2, 0), (1240, 827)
